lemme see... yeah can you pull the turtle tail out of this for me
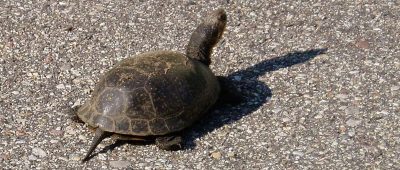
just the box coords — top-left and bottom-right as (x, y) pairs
(81, 128), (112, 163)
(186, 9), (227, 66)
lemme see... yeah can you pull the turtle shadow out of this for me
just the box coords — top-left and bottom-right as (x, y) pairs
(183, 48), (328, 149)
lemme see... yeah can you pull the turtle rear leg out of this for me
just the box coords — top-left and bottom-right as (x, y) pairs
(217, 76), (244, 105)
(155, 136), (182, 151)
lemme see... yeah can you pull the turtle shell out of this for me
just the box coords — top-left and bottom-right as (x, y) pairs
(77, 51), (220, 136)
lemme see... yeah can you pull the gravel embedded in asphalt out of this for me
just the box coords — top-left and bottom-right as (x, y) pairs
(1, 0), (399, 169)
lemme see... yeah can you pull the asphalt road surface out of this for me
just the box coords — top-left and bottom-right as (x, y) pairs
(1, 0), (399, 169)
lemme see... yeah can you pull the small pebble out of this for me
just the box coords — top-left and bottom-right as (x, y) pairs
(345, 107), (359, 115)
(346, 119), (361, 127)
(49, 129), (64, 136)
(72, 78), (81, 84)
(56, 84), (65, 89)
(339, 126), (346, 133)
(217, 131), (228, 137)
(282, 118), (290, 122)
(16, 140), (26, 144)
(378, 110), (389, 115)
(233, 76), (242, 81)
(348, 129), (356, 137)
(211, 151), (222, 159)
(391, 85), (399, 91)
(98, 154), (106, 160)
(65, 125), (77, 135)
(32, 72), (39, 77)
(227, 152), (235, 157)
(336, 94), (348, 99)
(277, 132), (287, 137)
(71, 69), (81, 76)
(78, 135), (86, 140)
(355, 39), (369, 49)
(109, 160), (131, 168)
(272, 108), (281, 113)
(314, 114), (323, 119)
(58, 157), (68, 161)
(50, 140), (59, 144)
(292, 151), (304, 157)
(69, 154), (81, 161)
(32, 147), (47, 157)
(28, 155), (37, 161)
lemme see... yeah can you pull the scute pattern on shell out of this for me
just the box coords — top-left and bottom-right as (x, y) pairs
(77, 51), (220, 136)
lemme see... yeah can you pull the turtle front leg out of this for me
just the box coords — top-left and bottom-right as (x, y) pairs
(155, 136), (182, 151)
(217, 76), (244, 105)
(69, 105), (85, 124)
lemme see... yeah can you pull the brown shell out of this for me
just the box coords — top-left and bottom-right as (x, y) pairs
(77, 51), (220, 136)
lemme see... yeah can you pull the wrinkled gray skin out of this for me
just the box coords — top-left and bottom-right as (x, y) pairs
(77, 9), (229, 162)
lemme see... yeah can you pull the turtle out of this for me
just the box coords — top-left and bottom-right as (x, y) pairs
(76, 9), (240, 162)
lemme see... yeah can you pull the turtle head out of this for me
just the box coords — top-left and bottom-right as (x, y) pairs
(186, 9), (227, 66)
(204, 9), (227, 41)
